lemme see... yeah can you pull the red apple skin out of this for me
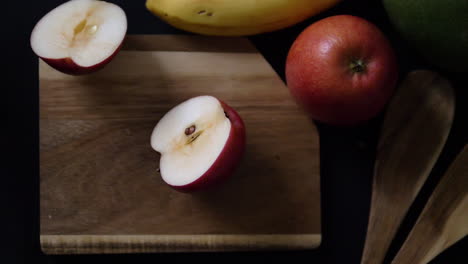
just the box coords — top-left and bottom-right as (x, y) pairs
(285, 15), (398, 125)
(169, 100), (246, 193)
(40, 42), (123, 75)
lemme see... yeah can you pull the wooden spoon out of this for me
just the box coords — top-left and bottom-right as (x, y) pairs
(361, 70), (455, 264)
(391, 145), (468, 264)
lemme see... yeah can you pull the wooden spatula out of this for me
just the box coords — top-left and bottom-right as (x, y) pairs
(361, 70), (455, 264)
(391, 145), (467, 264)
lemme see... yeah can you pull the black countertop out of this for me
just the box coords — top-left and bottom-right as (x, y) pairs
(5, 0), (467, 263)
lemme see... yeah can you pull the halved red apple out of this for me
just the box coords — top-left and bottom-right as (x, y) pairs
(151, 96), (246, 192)
(30, 0), (127, 75)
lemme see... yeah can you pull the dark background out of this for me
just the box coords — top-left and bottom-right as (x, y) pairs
(5, 0), (467, 263)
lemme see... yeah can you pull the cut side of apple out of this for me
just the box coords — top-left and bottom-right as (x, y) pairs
(30, 0), (127, 75)
(151, 96), (246, 192)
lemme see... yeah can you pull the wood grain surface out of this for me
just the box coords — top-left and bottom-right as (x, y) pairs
(391, 145), (468, 264)
(361, 70), (455, 264)
(40, 35), (321, 254)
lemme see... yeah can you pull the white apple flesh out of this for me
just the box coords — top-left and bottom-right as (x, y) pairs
(151, 96), (246, 192)
(30, 0), (127, 75)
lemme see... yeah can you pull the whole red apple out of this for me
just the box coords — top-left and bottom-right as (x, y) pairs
(150, 96), (246, 192)
(285, 15), (398, 125)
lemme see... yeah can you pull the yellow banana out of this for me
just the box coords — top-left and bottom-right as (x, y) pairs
(146, 0), (341, 36)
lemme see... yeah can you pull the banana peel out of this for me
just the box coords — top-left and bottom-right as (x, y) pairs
(146, 0), (341, 36)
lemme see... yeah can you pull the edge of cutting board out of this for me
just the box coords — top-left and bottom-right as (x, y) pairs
(41, 234), (321, 254)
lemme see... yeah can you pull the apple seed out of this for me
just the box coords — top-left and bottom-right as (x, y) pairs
(86, 24), (98, 35)
(185, 125), (196, 135)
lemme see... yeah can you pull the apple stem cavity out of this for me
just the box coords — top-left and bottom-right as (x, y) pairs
(349, 59), (367, 73)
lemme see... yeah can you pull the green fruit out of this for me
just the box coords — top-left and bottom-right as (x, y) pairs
(383, 0), (468, 72)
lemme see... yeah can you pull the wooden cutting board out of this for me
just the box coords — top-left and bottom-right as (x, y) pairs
(40, 35), (321, 254)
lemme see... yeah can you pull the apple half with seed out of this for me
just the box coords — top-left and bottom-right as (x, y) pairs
(151, 96), (246, 192)
(30, 0), (127, 75)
